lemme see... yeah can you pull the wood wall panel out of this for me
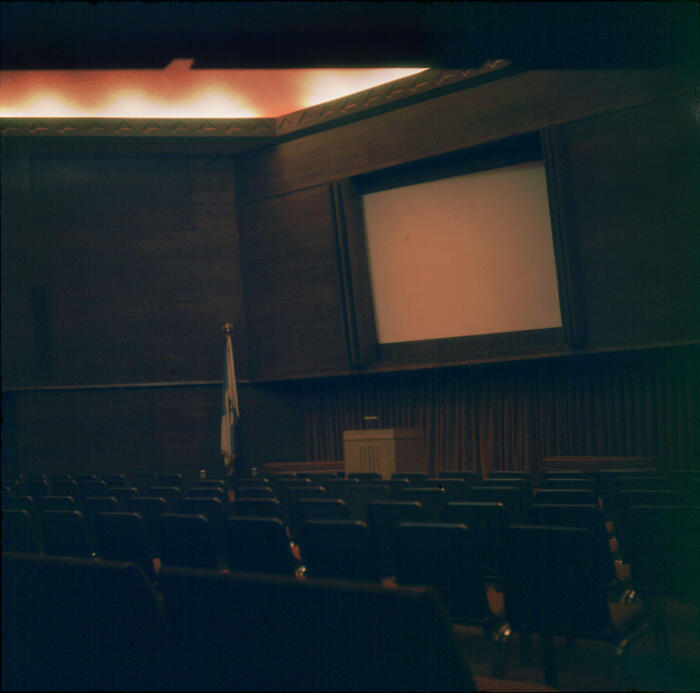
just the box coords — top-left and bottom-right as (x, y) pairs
(238, 185), (349, 379)
(1, 154), (247, 387)
(561, 94), (700, 349)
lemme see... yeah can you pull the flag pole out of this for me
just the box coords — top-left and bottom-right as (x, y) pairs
(221, 322), (240, 478)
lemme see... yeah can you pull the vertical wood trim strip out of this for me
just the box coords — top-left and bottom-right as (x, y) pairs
(541, 126), (585, 346)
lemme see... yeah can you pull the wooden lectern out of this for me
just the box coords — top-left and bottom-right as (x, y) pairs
(343, 428), (425, 480)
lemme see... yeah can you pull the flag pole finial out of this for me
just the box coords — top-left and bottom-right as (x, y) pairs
(222, 322), (234, 334)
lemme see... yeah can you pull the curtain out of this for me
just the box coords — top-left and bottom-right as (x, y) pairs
(303, 346), (699, 475)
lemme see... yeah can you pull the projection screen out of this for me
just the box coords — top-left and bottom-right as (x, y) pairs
(361, 160), (562, 344)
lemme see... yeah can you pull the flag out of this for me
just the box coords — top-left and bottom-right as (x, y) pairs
(220, 324), (240, 470)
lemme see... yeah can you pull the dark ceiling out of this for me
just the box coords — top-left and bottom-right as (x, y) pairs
(1, 1), (698, 70)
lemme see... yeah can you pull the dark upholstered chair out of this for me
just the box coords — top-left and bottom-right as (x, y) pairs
(299, 519), (382, 582)
(40, 510), (92, 558)
(94, 511), (156, 581)
(2, 509), (41, 553)
(2, 552), (168, 690)
(234, 497), (283, 519)
(225, 517), (298, 576)
(494, 525), (650, 687)
(160, 513), (220, 570)
(367, 500), (426, 575)
(157, 566), (475, 691)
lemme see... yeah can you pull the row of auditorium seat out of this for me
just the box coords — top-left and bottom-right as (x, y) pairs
(4, 466), (699, 687)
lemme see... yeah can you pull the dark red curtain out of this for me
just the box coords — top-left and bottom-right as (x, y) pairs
(303, 346), (699, 477)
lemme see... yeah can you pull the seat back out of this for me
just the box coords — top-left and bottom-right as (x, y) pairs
(400, 487), (448, 520)
(2, 509), (41, 553)
(439, 470), (480, 488)
(530, 503), (616, 585)
(40, 495), (78, 512)
(24, 478), (50, 502)
(40, 510), (92, 558)
(233, 497), (283, 519)
(392, 472), (429, 485)
(2, 552), (168, 691)
(441, 502), (509, 582)
(504, 525), (611, 637)
(468, 485), (526, 523)
(102, 473), (126, 488)
(110, 486), (138, 511)
(82, 496), (119, 542)
(225, 517), (297, 575)
(235, 485), (275, 499)
(147, 486), (183, 512)
(297, 498), (349, 523)
(347, 483), (392, 522)
(347, 472), (383, 482)
(367, 500), (426, 574)
(284, 485), (328, 538)
(533, 489), (598, 507)
(157, 566), (475, 692)
(131, 472), (157, 493)
(424, 478), (469, 501)
(181, 497), (227, 557)
(489, 471), (530, 481)
(396, 522), (490, 624)
(160, 513), (219, 570)
(78, 479), (109, 498)
(132, 496), (168, 556)
(94, 511), (156, 580)
(540, 478), (595, 491)
(322, 477), (360, 502)
(299, 519), (382, 582)
(158, 473), (184, 490)
(52, 478), (80, 503)
(623, 505), (700, 596)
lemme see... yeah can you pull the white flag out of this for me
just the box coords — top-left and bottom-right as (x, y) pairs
(220, 327), (239, 466)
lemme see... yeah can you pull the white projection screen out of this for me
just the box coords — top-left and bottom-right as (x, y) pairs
(361, 160), (562, 344)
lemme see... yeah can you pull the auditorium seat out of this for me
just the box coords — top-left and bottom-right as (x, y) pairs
(189, 485), (233, 517)
(132, 496), (168, 557)
(3, 495), (40, 537)
(2, 552), (168, 690)
(131, 472), (157, 493)
(94, 511), (157, 581)
(348, 472), (383, 481)
(225, 517), (298, 576)
(395, 522), (498, 629)
(400, 487), (448, 520)
(297, 498), (349, 523)
(52, 478), (81, 505)
(392, 472), (429, 485)
(284, 485), (327, 539)
(299, 519), (382, 582)
(540, 478), (595, 491)
(322, 477), (360, 502)
(157, 566), (476, 691)
(469, 485), (526, 523)
(181, 497), (228, 557)
(440, 470), (480, 488)
(424, 478), (469, 500)
(82, 496), (120, 544)
(77, 479), (109, 498)
(147, 485), (183, 512)
(158, 472), (184, 490)
(235, 485), (275, 499)
(40, 495), (79, 512)
(24, 478), (51, 503)
(366, 500), (426, 576)
(2, 509), (41, 553)
(102, 473), (126, 488)
(441, 502), (509, 584)
(533, 488), (598, 507)
(530, 503), (619, 589)
(489, 471), (531, 481)
(385, 477), (411, 498)
(40, 509), (92, 558)
(233, 497), (283, 519)
(494, 525), (650, 687)
(347, 483), (391, 522)
(110, 486), (139, 512)
(160, 513), (220, 570)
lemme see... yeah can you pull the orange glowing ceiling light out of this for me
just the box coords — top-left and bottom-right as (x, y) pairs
(0, 60), (427, 118)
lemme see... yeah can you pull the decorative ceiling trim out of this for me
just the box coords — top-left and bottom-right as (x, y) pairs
(0, 61), (511, 139)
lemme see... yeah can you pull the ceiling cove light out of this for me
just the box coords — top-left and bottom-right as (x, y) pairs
(0, 60), (427, 118)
